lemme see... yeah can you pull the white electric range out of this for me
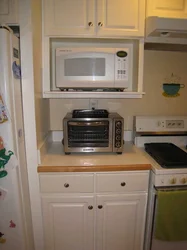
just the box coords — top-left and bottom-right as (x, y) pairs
(134, 116), (187, 250)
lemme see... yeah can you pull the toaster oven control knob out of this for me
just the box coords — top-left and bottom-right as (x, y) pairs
(116, 129), (121, 134)
(169, 178), (177, 185)
(116, 121), (122, 128)
(115, 142), (121, 148)
(116, 135), (121, 141)
(180, 177), (186, 184)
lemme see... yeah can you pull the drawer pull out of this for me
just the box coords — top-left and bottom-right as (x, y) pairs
(64, 183), (69, 188)
(88, 205), (93, 210)
(98, 205), (103, 209)
(121, 182), (126, 187)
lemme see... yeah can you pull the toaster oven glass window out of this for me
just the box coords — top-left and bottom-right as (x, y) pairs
(67, 120), (109, 147)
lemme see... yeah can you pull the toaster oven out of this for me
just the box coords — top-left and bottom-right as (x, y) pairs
(63, 110), (124, 154)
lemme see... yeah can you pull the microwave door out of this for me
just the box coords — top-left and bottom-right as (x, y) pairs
(56, 51), (115, 89)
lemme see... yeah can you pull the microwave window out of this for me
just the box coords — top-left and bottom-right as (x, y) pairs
(64, 58), (105, 76)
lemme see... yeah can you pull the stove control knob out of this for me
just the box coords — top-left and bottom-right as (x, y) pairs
(169, 178), (177, 185)
(180, 178), (186, 184)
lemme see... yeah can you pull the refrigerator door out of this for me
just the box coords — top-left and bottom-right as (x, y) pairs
(0, 27), (30, 250)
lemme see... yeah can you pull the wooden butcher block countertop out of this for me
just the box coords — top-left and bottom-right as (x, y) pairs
(38, 142), (152, 172)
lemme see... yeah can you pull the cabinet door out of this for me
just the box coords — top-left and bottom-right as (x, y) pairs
(0, 0), (18, 24)
(96, 0), (145, 37)
(147, 0), (187, 18)
(42, 195), (94, 250)
(43, 0), (95, 36)
(96, 193), (147, 250)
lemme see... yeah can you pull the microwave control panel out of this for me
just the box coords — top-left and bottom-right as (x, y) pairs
(115, 49), (129, 81)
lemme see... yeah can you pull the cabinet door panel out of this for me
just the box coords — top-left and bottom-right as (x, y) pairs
(0, 0), (18, 24)
(44, 0), (95, 36)
(96, 194), (147, 250)
(97, 0), (145, 37)
(42, 196), (94, 250)
(147, 0), (187, 18)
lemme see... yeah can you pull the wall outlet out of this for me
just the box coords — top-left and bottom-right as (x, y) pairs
(89, 99), (98, 110)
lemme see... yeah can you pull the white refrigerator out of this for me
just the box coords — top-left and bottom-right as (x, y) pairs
(0, 26), (31, 250)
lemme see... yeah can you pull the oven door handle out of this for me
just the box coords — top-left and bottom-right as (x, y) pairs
(68, 121), (108, 126)
(155, 186), (187, 192)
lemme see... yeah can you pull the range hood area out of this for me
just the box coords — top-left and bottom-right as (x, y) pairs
(146, 16), (187, 39)
(145, 16), (187, 51)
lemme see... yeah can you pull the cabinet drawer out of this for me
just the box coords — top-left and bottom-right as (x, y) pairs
(40, 174), (94, 193)
(96, 173), (149, 192)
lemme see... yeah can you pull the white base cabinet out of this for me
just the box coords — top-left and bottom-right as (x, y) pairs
(96, 194), (147, 250)
(42, 196), (94, 250)
(40, 172), (149, 250)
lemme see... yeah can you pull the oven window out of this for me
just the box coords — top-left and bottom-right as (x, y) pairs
(67, 120), (109, 147)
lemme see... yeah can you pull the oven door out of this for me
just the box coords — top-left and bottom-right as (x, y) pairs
(64, 119), (113, 153)
(150, 186), (187, 250)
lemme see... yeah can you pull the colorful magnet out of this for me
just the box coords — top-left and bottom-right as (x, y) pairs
(12, 61), (21, 79)
(0, 94), (8, 124)
(0, 187), (7, 200)
(0, 232), (6, 244)
(9, 220), (16, 228)
(0, 137), (14, 178)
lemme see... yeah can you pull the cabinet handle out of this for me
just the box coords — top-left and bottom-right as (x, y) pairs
(88, 205), (93, 210)
(121, 182), (126, 187)
(98, 22), (103, 27)
(88, 22), (93, 27)
(98, 205), (103, 209)
(64, 183), (69, 188)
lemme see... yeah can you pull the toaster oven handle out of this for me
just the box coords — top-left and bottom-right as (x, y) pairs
(68, 121), (108, 126)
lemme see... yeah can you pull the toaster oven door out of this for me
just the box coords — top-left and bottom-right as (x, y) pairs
(64, 119), (113, 153)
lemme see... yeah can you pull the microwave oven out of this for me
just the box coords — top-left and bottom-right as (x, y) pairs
(55, 46), (133, 91)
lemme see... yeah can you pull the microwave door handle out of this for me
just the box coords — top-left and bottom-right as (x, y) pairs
(68, 121), (108, 126)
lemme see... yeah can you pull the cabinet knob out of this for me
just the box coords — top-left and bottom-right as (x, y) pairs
(64, 183), (69, 188)
(121, 182), (126, 187)
(98, 205), (103, 209)
(98, 22), (103, 27)
(88, 205), (93, 210)
(88, 22), (93, 27)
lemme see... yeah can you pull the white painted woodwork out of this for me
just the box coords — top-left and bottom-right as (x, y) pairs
(43, 0), (95, 36)
(96, 172), (149, 192)
(43, 0), (145, 37)
(42, 195), (94, 250)
(147, 0), (187, 18)
(96, 193), (147, 250)
(97, 0), (145, 37)
(39, 174), (94, 193)
(0, 0), (18, 24)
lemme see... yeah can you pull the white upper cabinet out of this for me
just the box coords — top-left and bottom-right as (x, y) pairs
(147, 0), (187, 18)
(97, 0), (145, 37)
(43, 0), (145, 37)
(0, 0), (18, 24)
(43, 0), (95, 36)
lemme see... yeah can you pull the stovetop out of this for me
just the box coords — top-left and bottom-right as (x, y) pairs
(145, 143), (187, 169)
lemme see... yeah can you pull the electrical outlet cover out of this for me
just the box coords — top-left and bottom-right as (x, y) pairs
(0, 187), (7, 200)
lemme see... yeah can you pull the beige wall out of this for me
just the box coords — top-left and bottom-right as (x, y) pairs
(50, 50), (187, 131)
(32, 0), (50, 147)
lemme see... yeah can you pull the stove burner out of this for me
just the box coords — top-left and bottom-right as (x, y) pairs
(145, 143), (187, 168)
